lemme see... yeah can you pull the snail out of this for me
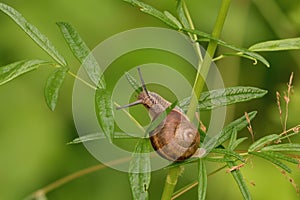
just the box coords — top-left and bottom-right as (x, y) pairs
(117, 68), (200, 162)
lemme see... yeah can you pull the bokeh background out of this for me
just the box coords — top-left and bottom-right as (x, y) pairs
(0, 0), (300, 199)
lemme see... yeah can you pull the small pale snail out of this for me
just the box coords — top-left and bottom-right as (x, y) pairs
(117, 68), (200, 162)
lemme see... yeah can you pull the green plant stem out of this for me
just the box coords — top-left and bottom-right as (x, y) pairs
(161, 166), (183, 200)
(24, 157), (131, 200)
(171, 164), (227, 199)
(161, 1), (232, 199)
(68, 71), (97, 90)
(182, 1), (203, 62)
(186, 0), (232, 120)
(114, 102), (145, 134)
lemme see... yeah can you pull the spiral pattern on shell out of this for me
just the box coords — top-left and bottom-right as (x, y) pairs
(149, 109), (200, 161)
(138, 92), (200, 161)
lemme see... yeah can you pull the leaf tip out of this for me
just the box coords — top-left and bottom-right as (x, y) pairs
(45, 98), (56, 111)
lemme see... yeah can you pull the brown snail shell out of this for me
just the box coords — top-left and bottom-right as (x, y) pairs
(117, 68), (200, 162)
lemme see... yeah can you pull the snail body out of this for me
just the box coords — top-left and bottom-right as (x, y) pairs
(117, 68), (200, 162)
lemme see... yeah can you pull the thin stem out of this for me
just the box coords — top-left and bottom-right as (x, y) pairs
(171, 164), (227, 199)
(114, 102), (145, 135)
(182, 1), (203, 62)
(172, 181), (198, 200)
(24, 157), (131, 200)
(68, 71), (97, 90)
(186, 0), (232, 120)
(279, 124), (300, 140)
(161, 1), (232, 200)
(212, 54), (225, 62)
(161, 166), (184, 200)
(49, 62), (97, 90)
(159, 2), (203, 198)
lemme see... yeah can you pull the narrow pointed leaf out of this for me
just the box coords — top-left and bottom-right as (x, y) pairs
(95, 88), (114, 143)
(261, 143), (300, 152)
(210, 149), (244, 162)
(249, 38), (300, 52)
(165, 157), (199, 169)
(248, 134), (280, 152)
(122, 1), (269, 67)
(176, 0), (190, 28)
(202, 112), (256, 151)
(204, 157), (235, 163)
(44, 66), (69, 111)
(198, 159), (207, 200)
(249, 151), (292, 173)
(0, 3), (66, 66)
(129, 139), (151, 200)
(164, 11), (182, 29)
(214, 111), (257, 147)
(182, 28), (270, 67)
(57, 22), (105, 88)
(0, 60), (49, 85)
(227, 161), (252, 200)
(123, 0), (178, 29)
(179, 87), (268, 111)
(228, 128), (238, 150)
(231, 137), (248, 151)
(125, 71), (142, 94)
(67, 132), (133, 144)
(214, 53), (258, 64)
(266, 152), (299, 165)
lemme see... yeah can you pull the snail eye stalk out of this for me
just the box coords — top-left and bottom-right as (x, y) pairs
(116, 99), (143, 110)
(137, 67), (150, 98)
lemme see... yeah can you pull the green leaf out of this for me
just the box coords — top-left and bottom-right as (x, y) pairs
(210, 149), (245, 162)
(57, 22), (105, 88)
(164, 157), (199, 169)
(145, 100), (178, 134)
(67, 132), (133, 144)
(125, 71), (142, 94)
(163, 11), (182, 29)
(248, 134), (280, 152)
(228, 128), (238, 150)
(0, 60), (49, 86)
(227, 161), (252, 200)
(0, 3), (66, 66)
(213, 53), (258, 64)
(216, 111), (257, 147)
(204, 157), (235, 163)
(182, 28), (270, 67)
(122, 0), (269, 67)
(198, 159), (207, 200)
(249, 151), (292, 173)
(231, 137), (248, 151)
(95, 88), (114, 143)
(179, 87), (268, 111)
(129, 139), (151, 200)
(266, 151), (299, 165)
(44, 66), (69, 111)
(201, 111), (256, 150)
(176, 0), (190, 29)
(261, 143), (300, 152)
(225, 128), (247, 153)
(249, 38), (300, 52)
(123, 0), (178, 29)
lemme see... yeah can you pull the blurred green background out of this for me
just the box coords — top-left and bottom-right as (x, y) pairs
(0, 0), (300, 199)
